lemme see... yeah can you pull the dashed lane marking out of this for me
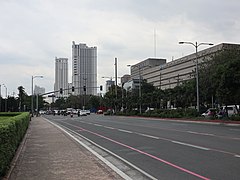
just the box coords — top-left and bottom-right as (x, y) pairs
(136, 133), (160, 139)
(171, 141), (210, 151)
(118, 129), (133, 133)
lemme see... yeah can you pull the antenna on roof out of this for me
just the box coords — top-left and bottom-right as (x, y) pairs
(154, 29), (157, 58)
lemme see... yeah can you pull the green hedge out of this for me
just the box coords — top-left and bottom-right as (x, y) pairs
(117, 109), (240, 121)
(0, 112), (21, 117)
(117, 108), (198, 119)
(0, 112), (30, 178)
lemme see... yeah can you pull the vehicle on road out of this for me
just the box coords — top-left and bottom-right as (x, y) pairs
(80, 110), (88, 116)
(97, 110), (103, 114)
(85, 110), (90, 115)
(221, 105), (239, 117)
(201, 108), (217, 118)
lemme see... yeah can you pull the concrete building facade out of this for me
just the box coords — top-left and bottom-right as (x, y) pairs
(54, 57), (68, 97)
(121, 74), (131, 85)
(128, 43), (240, 90)
(72, 41), (97, 96)
(130, 58), (166, 80)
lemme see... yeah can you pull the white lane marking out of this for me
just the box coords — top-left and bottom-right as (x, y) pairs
(233, 137), (240, 140)
(234, 155), (240, 158)
(104, 126), (115, 130)
(118, 129), (133, 133)
(171, 141), (210, 151)
(229, 129), (240, 131)
(68, 127), (158, 180)
(187, 131), (214, 136)
(85, 122), (93, 125)
(136, 133), (159, 139)
(94, 123), (103, 127)
(44, 119), (133, 180)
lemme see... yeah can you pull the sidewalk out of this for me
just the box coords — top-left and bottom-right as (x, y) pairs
(5, 117), (122, 180)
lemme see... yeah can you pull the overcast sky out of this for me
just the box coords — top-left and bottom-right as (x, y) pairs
(0, 0), (239, 96)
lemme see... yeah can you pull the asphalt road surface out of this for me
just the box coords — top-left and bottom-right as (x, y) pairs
(44, 114), (240, 180)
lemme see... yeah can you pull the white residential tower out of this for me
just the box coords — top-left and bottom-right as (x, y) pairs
(72, 41), (97, 95)
(54, 57), (68, 97)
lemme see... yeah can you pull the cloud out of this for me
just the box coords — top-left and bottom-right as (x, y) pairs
(0, 0), (240, 94)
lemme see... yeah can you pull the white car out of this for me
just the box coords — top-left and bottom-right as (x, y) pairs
(80, 110), (87, 116)
(85, 110), (90, 115)
(221, 105), (239, 117)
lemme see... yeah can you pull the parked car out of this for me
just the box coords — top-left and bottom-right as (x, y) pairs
(145, 107), (154, 113)
(201, 108), (217, 118)
(221, 105), (239, 117)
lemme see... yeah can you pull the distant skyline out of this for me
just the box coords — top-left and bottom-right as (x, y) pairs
(0, 0), (240, 96)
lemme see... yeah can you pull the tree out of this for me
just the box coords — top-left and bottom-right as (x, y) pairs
(87, 95), (101, 111)
(199, 50), (240, 106)
(18, 86), (28, 111)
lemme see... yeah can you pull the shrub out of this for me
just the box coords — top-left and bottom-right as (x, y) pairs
(0, 112), (30, 178)
(229, 115), (240, 121)
(117, 108), (199, 119)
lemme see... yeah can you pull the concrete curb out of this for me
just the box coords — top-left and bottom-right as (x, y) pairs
(117, 115), (240, 127)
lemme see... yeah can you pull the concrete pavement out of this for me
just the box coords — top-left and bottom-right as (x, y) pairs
(4, 116), (122, 180)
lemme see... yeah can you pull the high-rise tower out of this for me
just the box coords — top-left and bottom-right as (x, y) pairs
(54, 57), (68, 97)
(72, 41), (97, 95)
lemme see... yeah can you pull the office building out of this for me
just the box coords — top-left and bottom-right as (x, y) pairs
(54, 57), (68, 97)
(130, 58), (166, 80)
(72, 41), (97, 95)
(126, 43), (240, 91)
(121, 74), (131, 85)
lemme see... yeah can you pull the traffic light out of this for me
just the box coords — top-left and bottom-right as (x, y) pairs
(100, 85), (103, 91)
(72, 86), (74, 92)
(60, 88), (63, 94)
(83, 86), (86, 91)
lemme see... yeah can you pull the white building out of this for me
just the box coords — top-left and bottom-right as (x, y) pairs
(54, 57), (68, 97)
(34, 85), (45, 95)
(72, 41), (97, 95)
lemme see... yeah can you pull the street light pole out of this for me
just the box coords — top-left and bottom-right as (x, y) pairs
(115, 58), (118, 113)
(179, 41), (213, 112)
(0, 84), (1, 112)
(3, 84), (7, 112)
(139, 66), (142, 114)
(31, 75), (43, 116)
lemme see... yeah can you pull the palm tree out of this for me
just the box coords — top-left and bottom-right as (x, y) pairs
(18, 86), (27, 111)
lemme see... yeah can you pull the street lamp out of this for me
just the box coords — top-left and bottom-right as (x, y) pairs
(179, 41), (213, 112)
(2, 84), (7, 112)
(0, 84), (2, 112)
(31, 75), (43, 117)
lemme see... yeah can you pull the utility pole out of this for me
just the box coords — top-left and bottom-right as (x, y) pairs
(0, 84), (1, 112)
(114, 57), (118, 113)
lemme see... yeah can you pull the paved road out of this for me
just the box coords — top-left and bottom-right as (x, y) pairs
(44, 114), (240, 180)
